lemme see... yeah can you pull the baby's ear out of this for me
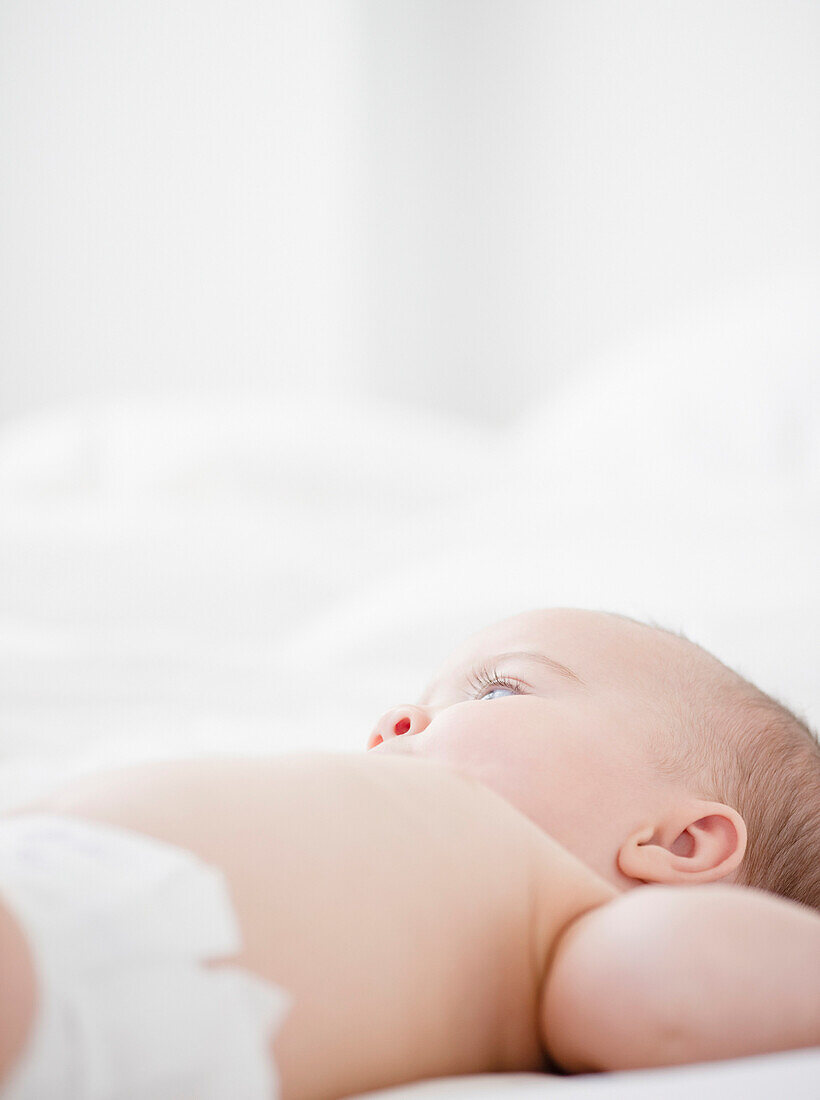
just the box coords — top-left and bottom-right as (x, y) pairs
(617, 801), (747, 885)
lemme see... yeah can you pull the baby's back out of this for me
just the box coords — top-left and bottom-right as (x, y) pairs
(37, 753), (613, 1100)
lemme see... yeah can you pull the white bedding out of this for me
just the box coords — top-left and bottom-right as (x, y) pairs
(354, 1047), (820, 1099)
(0, 307), (818, 1093)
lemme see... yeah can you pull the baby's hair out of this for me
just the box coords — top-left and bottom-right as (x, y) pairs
(637, 618), (820, 912)
(719, 691), (820, 910)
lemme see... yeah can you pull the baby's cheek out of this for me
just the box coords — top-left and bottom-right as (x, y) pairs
(421, 710), (500, 766)
(421, 712), (547, 806)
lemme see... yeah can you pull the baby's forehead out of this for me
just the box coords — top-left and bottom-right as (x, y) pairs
(446, 608), (662, 665)
(437, 608), (710, 695)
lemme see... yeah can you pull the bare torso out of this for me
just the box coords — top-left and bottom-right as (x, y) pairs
(14, 753), (614, 1100)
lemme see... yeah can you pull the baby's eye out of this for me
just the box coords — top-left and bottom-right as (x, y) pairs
(466, 664), (526, 702)
(480, 685), (518, 701)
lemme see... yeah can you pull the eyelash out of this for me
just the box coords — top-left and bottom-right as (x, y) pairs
(465, 664), (527, 700)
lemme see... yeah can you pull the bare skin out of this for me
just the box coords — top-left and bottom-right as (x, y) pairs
(1, 753), (818, 1100)
(0, 753), (615, 1100)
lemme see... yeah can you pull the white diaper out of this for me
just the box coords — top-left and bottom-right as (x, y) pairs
(0, 813), (290, 1100)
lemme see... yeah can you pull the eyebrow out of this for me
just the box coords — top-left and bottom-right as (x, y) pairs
(419, 649), (583, 704)
(493, 651), (584, 684)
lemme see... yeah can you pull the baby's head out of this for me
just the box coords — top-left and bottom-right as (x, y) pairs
(367, 609), (820, 909)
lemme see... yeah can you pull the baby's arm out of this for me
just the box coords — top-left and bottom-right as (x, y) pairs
(540, 884), (820, 1073)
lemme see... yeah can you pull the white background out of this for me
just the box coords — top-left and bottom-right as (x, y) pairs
(0, 2), (817, 787)
(2, 1), (818, 423)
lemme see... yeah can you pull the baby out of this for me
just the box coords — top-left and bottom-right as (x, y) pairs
(367, 608), (820, 909)
(0, 609), (818, 1100)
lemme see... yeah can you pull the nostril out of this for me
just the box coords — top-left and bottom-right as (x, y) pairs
(394, 717), (411, 736)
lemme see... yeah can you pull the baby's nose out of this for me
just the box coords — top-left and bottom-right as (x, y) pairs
(366, 705), (431, 749)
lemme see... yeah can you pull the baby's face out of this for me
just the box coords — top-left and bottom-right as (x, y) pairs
(367, 609), (696, 887)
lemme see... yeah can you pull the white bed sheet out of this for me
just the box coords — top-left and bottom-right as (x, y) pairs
(354, 1047), (820, 1099)
(0, 386), (816, 784)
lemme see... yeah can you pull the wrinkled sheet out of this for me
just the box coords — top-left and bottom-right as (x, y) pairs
(0, 375), (817, 798)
